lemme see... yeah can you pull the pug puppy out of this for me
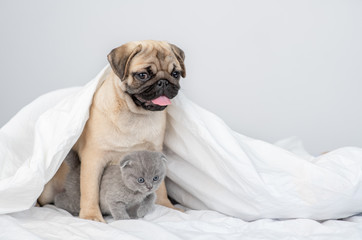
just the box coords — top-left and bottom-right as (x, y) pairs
(38, 40), (186, 222)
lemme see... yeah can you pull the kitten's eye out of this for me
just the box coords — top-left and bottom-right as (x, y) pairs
(138, 177), (145, 183)
(135, 72), (150, 81)
(153, 176), (159, 181)
(171, 71), (180, 79)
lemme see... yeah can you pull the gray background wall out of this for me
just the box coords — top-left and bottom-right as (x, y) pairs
(0, 0), (361, 155)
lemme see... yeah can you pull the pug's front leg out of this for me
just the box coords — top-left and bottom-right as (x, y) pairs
(155, 180), (177, 209)
(79, 152), (106, 223)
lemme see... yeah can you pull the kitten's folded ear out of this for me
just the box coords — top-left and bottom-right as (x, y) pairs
(120, 156), (133, 168)
(160, 154), (168, 163)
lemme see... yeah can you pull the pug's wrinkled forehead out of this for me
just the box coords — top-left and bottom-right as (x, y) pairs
(130, 45), (180, 81)
(107, 40), (186, 82)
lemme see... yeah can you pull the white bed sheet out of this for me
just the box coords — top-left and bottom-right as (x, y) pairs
(2, 205), (362, 240)
(1, 65), (362, 239)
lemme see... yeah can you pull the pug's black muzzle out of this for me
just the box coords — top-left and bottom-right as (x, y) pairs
(129, 79), (180, 111)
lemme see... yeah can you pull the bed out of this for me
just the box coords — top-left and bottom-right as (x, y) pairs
(3, 205), (362, 240)
(1, 66), (362, 239)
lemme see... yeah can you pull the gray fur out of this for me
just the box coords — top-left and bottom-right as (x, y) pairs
(54, 150), (167, 220)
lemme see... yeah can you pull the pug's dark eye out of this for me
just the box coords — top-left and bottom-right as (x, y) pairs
(171, 71), (180, 79)
(135, 72), (150, 81)
(138, 177), (145, 183)
(153, 176), (159, 182)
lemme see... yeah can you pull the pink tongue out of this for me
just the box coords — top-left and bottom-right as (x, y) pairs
(151, 96), (171, 106)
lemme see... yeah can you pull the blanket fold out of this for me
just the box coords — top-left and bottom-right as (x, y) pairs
(1, 65), (362, 220)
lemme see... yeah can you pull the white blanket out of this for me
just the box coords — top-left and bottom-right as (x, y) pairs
(3, 205), (362, 240)
(1, 65), (362, 239)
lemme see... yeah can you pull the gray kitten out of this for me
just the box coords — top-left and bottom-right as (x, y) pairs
(54, 150), (167, 220)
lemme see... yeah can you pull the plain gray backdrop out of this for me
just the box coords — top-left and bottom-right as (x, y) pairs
(0, 0), (361, 155)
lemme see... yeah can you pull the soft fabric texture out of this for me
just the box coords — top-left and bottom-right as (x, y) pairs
(164, 94), (362, 220)
(3, 205), (362, 240)
(1, 65), (362, 239)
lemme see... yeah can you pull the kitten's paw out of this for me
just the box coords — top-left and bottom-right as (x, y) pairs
(113, 215), (131, 221)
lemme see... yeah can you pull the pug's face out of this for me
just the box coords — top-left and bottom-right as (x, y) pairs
(107, 40), (186, 111)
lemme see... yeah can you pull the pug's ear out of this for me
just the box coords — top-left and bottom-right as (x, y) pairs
(169, 43), (186, 78)
(107, 43), (142, 81)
